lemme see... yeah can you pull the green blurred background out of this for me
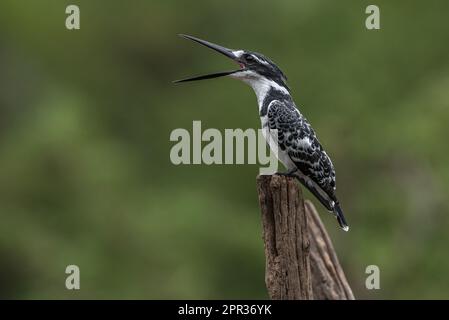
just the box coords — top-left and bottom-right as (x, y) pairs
(0, 0), (448, 299)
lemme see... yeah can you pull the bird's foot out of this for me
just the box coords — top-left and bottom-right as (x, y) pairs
(275, 168), (298, 178)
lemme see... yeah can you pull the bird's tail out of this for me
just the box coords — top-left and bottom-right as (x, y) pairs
(290, 173), (349, 231)
(333, 202), (349, 232)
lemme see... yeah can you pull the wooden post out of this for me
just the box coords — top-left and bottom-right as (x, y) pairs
(256, 175), (355, 300)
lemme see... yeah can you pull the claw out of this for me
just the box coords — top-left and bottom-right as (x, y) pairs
(275, 168), (298, 178)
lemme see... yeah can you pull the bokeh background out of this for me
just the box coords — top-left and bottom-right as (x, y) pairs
(1, 0), (449, 299)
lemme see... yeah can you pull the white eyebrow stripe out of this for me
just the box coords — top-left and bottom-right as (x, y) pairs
(251, 54), (270, 66)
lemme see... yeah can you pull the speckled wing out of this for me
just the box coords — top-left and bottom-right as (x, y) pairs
(267, 100), (337, 197)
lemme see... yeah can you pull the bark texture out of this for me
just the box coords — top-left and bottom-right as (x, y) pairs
(256, 175), (354, 300)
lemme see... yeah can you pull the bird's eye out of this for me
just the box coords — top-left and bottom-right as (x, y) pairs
(245, 54), (254, 61)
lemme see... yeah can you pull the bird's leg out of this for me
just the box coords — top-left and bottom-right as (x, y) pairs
(275, 167), (298, 178)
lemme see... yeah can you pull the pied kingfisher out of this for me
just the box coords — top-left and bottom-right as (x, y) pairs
(174, 34), (349, 231)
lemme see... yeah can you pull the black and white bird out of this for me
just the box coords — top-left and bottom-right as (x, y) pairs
(174, 34), (349, 231)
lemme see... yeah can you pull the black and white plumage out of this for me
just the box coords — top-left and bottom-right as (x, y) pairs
(263, 95), (348, 230)
(175, 35), (349, 231)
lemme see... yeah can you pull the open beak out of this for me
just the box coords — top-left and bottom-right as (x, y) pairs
(173, 34), (244, 83)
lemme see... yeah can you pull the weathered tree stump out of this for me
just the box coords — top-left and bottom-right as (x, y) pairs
(256, 175), (354, 300)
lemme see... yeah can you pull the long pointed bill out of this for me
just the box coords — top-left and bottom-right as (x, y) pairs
(179, 34), (236, 59)
(174, 34), (243, 83)
(173, 70), (238, 83)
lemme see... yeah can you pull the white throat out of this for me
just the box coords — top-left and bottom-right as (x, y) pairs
(230, 70), (289, 111)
